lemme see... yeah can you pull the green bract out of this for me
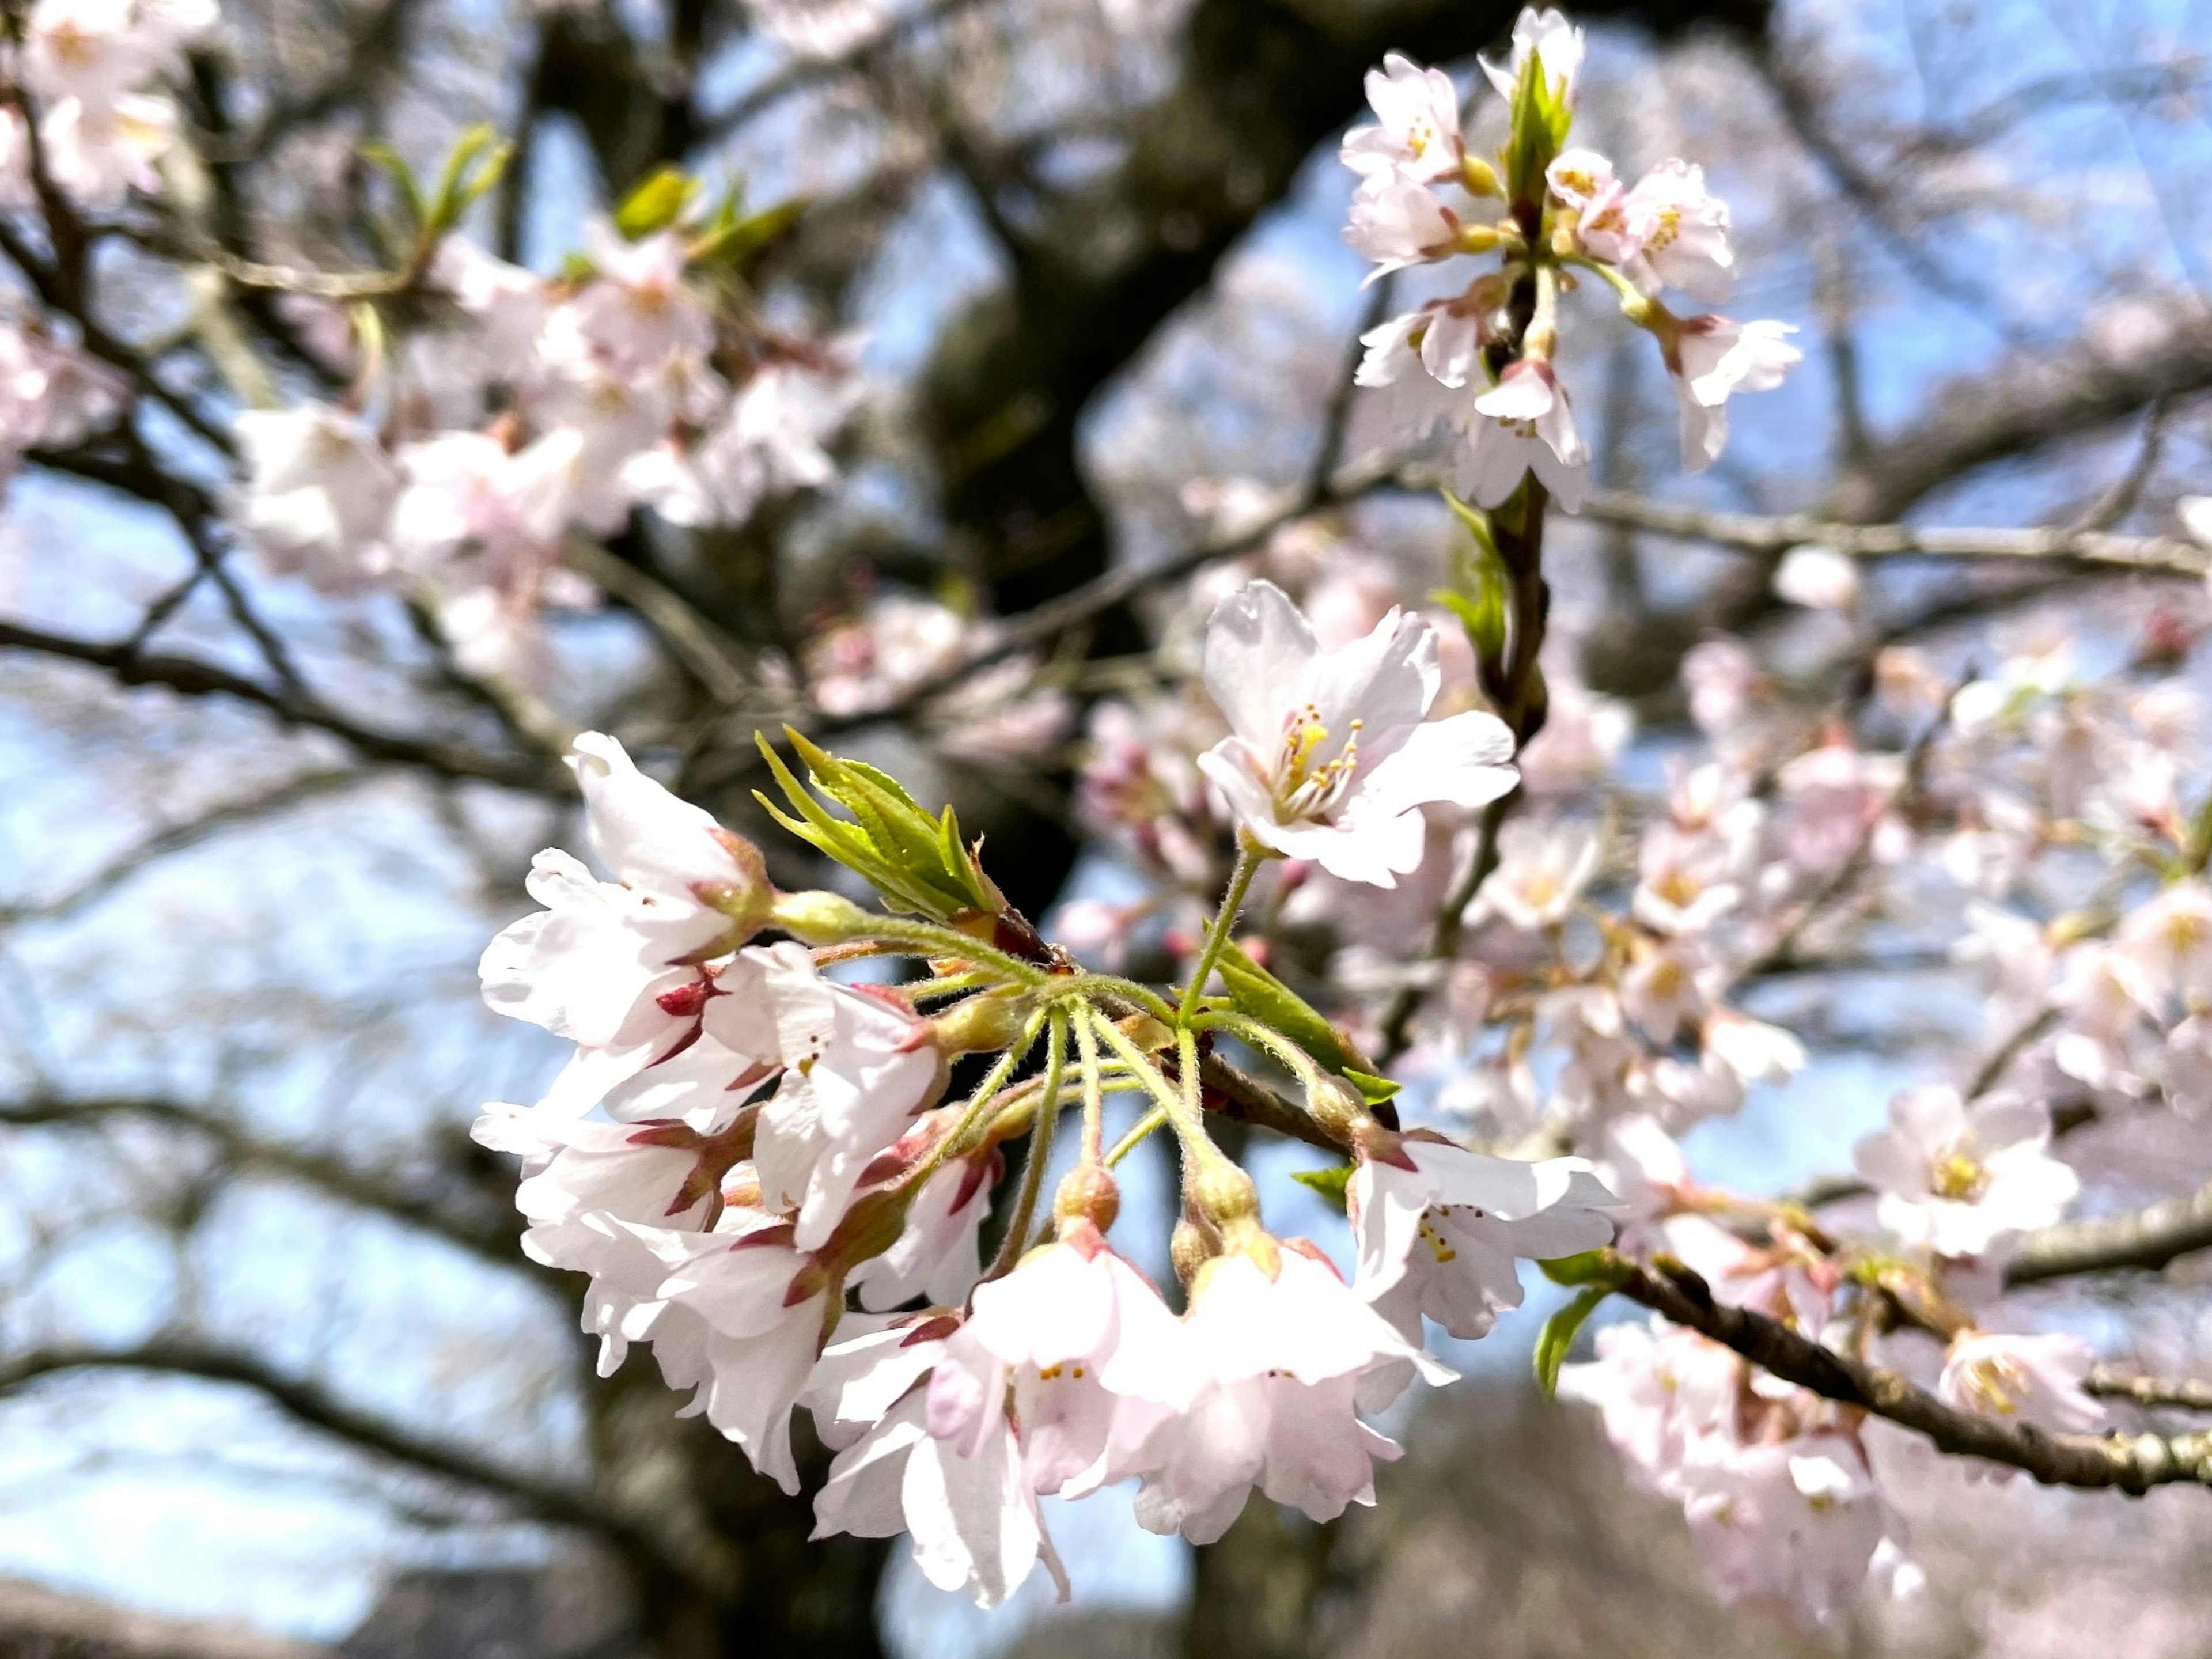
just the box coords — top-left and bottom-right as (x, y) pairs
(755, 728), (1009, 925)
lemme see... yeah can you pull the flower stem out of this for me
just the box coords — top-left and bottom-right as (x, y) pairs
(1074, 1007), (1108, 1166)
(1105, 1104), (1168, 1167)
(843, 915), (1052, 988)
(983, 1012), (1065, 1281)
(1177, 846), (1262, 1023)
(921, 1009), (1047, 1180)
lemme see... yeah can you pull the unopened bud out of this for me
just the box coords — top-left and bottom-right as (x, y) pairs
(1456, 222), (1501, 256)
(1054, 1163), (1121, 1234)
(1461, 156), (1501, 198)
(1190, 1161), (1260, 1230)
(1308, 1076), (1374, 1145)
(768, 889), (879, 944)
(1170, 1218), (1217, 1287)
(926, 988), (1033, 1056)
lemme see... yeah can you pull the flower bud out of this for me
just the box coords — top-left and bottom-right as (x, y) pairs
(1460, 155), (1501, 198)
(1170, 1218), (1218, 1287)
(1054, 1162), (1122, 1234)
(925, 988), (1034, 1056)
(768, 889), (880, 944)
(1190, 1160), (1261, 1230)
(1307, 1075), (1376, 1146)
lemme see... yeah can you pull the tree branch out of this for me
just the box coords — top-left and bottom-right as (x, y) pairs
(0, 618), (562, 791)
(1606, 1252), (2212, 1492)
(0, 1340), (730, 1591)
(1578, 488), (2209, 579)
(2005, 1177), (2212, 1286)
(0, 1093), (521, 1264)
(2088, 1366), (2212, 1412)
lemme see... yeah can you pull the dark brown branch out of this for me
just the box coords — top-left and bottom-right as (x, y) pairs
(0, 618), (560, 791)
(0, 768), (368, 927)
(0, 1340), (729, 1591)
(0, 1094), (521, 1264)
(2005, 1179), (2212, 1285)
(2088, 1366), (2212, 1412)
(1608, 1252), (2212, 1492)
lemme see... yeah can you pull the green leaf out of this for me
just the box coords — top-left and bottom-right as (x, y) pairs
(1534, 1285), (1610, 1399)
(1539, 1249), (1628, 1287)
(691, 198), (805, 268)
(1339, 1069), (1400, 1107)
(360, 141), (423, 230)
(1290, 1164), (1353, 1213)
(1214, 942), (1370, 1079)
(616, 166), (699, 240)
(1434, 491), (1509, 673)
(423, 124), (512, 236)
(757, 729), (1009, 924)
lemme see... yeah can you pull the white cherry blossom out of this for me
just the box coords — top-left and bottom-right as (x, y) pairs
(1197, 580), (1517, 887)
(722, 945), (946, 1251)
(1461, 359), (1589, 510)
(233, 403), (397, 590)
(1341, 52), (1466, 187)
(1344, 175), (1462, 278)
(1853, 1086), (2078, 1258)
(1619, 161), (1734, 301)
(1668, 316), (1800, 471)
(926, 1218), (1187, 1498)
(1482, 6), (1584, 107)
(1350, 1135), (1617, 1340)
(1128, 1243), (1454, 1543)
(1939, 1331), (2102, 1437)
(1474, 818), (1599, 931)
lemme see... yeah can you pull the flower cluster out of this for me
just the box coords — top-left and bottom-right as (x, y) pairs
(1343, 11), (1800, 509)
(3, 0), (214, 209)
(234, 213), (853, 677)
(474, 582), (1620, 1605)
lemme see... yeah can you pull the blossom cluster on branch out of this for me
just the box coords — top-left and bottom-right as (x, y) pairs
(2, 0), (2207, 1634)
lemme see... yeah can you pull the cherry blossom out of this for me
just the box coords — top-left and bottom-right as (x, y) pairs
(1462, 359), (1589, 510)
(1853, 1086), (2078, 1259)
(234, 403), (398, 590)
(1482, 6), (1584, 106)
(1197, 579), (1517, 886)
(927, 1217), (1187, 1499)
(1350, 1135), (1618, 1339)
(1344, 175), (1464, 279)
(728, 943), (947, 1250)
(1474, 818), (1599, 931)
(1128, 1242), (1454, 1543)
(1666, 316), (1801, 471)
(1342, 53), (1467, 187)
(1938, 1331), (2102, 1437)
(811, 1329), (1071, 1608)
(1772, 544), (1860, 611)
